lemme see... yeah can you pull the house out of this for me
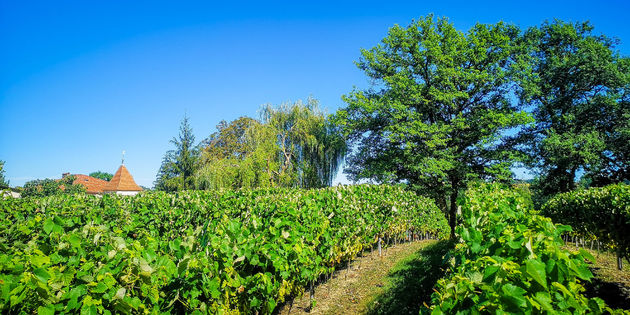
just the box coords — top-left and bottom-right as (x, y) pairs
(1, 190), (20, 198)
(102, 165), (143, 196)
(63, 173), (108, 195)
(62, 164), (143, 196)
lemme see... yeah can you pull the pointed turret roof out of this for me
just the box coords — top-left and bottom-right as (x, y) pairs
(103, 165), (143, 192)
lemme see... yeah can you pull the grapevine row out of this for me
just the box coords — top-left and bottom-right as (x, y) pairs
(542, 183), (630, 270)
(427, 183), (624, 314)
(0, 184), (449, 314)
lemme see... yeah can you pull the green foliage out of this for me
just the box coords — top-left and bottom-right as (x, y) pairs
(21, 176), (86, 198)
(195, 116), (278, 190)
(518, 20), (630, 198)
(334, 15), (533, 236)
(200, 116), (260, 160)
(542, 183), (630, 266)
(196, 99), (346, 190)
(260, 98), (346, 188)
(0, 185), (449, 314)
(0, 161), (8, 189)
(88, 171), (113, 181)
(427, 183), (622, 314)
(155, 116), (199, 192)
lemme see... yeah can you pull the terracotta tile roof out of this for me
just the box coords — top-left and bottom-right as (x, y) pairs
(103, 165), (143, 192)
(69, 174), (108, 194)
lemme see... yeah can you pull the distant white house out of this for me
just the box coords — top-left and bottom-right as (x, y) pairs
(1, 190), (20, 198)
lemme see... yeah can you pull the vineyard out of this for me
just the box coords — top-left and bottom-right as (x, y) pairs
(427, 183), (629, 314)
(1, 5), (629, 314)
(543, 184), (630, 270)
(2, 183), (629, 314)
(0, 185), (449, 314)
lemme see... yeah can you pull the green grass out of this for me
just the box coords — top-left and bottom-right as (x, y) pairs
(365, 240), (454, 315)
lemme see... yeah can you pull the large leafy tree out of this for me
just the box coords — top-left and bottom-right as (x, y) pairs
(334, 16), (531, 236)
(195, 117), (278, 189)
(518, 20), (630, 201)
(155, 116), (199, 191)
(199, 116), (260, 160)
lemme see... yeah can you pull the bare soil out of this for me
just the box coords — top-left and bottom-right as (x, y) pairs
(276, 240), (630, 314)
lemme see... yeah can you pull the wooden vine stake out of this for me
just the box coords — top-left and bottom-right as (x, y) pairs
(371, 243), (374, 259)
(597, 241), (601, 257)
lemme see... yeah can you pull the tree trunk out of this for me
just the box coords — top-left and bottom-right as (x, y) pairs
(437, 195), (448, 214)
(569, 167), (577, 191)
(309, 281), (315, 305)
(449, 188), (458, 239)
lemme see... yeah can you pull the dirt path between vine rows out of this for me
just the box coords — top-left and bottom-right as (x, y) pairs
(274, 239), (630, 314)
(276, 239), (451, 315)
(563, 244), (630, 310)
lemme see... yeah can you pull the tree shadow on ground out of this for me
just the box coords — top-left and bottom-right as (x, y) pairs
(583, 268), (630, 310)
(365, 240), (454, 315)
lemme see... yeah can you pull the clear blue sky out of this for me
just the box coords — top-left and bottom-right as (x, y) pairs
(1, 0), (629, 188)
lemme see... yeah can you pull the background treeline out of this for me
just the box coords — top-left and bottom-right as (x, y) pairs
(154, 98), (346, 192)
(154, 16), (628, 236)
(0, 161), (114, 198)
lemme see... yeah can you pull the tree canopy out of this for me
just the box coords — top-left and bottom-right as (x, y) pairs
(517, 20), (630, 203)
(195, 116), (277, 189)
(155, 116), (199, 192)
(260, 98), (346, 188)
(21, 175), (86, 198)
(334, 15), (532, 235)
(195, 99), (346, 190)
(88, 171), (113, 181)
(200, 116), (261, 161)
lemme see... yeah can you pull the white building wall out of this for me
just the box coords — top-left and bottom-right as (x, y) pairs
(116, 191), (140, 196)
(1, 190), (21, 198)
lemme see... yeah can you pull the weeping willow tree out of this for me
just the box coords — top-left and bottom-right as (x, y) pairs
(195, 98), (346, 189)
(260, 98), (347, 188)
